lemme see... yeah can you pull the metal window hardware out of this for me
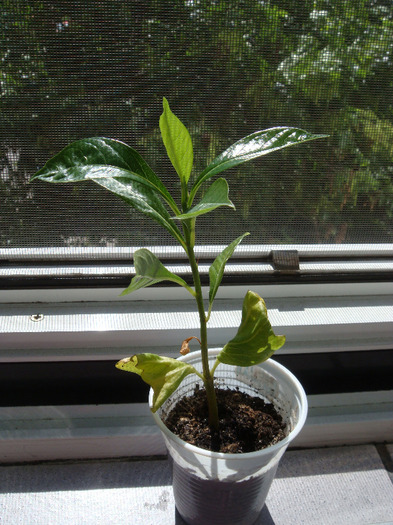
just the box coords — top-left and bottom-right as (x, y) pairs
(270, 250), (300, 274)
(30, 314), (45, 322)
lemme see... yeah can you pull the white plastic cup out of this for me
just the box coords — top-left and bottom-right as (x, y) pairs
(150, 350), (308, 525)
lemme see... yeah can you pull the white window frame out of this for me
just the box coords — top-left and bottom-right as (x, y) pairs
(1, 244), (393, 462)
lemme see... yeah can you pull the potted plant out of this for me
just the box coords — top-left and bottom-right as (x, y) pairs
(32, 98), (325, 525)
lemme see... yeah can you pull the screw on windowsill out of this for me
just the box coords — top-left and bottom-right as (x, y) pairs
(30, 314), (44, 322)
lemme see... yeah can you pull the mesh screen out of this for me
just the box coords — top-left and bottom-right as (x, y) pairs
(1, 1), (393, 250)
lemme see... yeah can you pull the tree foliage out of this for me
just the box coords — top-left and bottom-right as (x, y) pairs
(1, 0), (392, 247)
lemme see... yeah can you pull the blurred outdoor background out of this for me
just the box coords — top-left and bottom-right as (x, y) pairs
(1, 0), (393, 249)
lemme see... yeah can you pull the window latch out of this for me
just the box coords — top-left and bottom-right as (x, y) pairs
(270, 250), (299, 274)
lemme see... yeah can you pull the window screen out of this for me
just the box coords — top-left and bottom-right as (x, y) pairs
(1, 1), (393, 251)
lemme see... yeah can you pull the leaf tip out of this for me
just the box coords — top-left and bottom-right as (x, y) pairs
(115, 356), (129, 369)
(115, 355), (138, 371)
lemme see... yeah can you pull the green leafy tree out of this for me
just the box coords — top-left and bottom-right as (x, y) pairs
(2, 0), (393, 246)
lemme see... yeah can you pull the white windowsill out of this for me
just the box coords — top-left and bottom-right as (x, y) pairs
(1, 283), (392, 359)
(1, 280), (392, 461)
(0, 391), (392, 463)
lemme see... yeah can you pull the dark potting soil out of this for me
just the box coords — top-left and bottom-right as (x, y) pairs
(163, 387), (286, 453)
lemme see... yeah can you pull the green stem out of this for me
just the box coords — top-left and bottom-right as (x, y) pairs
(184, 222), (219, 431)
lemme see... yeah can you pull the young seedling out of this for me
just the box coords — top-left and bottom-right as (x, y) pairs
(32, 98), (326, 431)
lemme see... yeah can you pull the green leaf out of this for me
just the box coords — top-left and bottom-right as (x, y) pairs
(208, 232), (250, 317)
(31, 137), (185, 247)
(159, 97), (193, 184)
(189, 127), (328, 204)
(116, 353), (198, 412)
(174, 178), (234, 220)
(217, 291), (286, 367)
(121, 248), (195, 296)
(90, 176), (185, 247)
(31, 137), (178, 211)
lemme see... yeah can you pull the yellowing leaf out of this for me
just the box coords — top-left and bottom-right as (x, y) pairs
(217, 291), (286, 367)
(116, 353), (198, 412)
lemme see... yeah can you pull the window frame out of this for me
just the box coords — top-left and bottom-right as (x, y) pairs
(2, 1), (393, 463)
(1, 247), (393, 461)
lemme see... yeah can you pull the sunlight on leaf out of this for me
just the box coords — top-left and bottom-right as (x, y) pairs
(217, 291), (286, 367)
(121, 248), (195, 296)
(30, 137), (184, 245)
(159, 98), (193, 184)
(208, 232), (250, 318)
(174, 178), (234, 220)
(116, 353), (198, 411)
(189, 127), (328, 204)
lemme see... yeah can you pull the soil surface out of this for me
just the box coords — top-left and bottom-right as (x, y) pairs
(163, 387), (286, 453)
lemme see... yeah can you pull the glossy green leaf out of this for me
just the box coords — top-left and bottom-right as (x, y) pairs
(31, 137), (178, 212)
(31, 137), (185, 247)
(189, 127), (328, 204)
(174, 178), (234, 220)
(217, 291), (286, 367)
(159, 98), (193, 184)
(90, 176), (185, 247)
(116, 353), (198, 412)
(207, 232), (250, 318)
(121, 248), (195, 296)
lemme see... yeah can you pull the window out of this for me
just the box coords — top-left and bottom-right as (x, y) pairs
(2, 1), (393, 250)
(1, 1), (392, 462)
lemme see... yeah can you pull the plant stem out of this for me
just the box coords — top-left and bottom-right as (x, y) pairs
(184, 223), (219, 431)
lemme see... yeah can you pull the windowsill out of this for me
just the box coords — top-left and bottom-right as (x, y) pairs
(0, 280), (392, 523)
(2, 284), (393, 357)
(1, 391), (392, 463)
(1, 443), (392, 524)
(1, 280), (392, 460)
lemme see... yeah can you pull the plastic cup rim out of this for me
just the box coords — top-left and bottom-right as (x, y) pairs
(149, 349), (308, 461)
